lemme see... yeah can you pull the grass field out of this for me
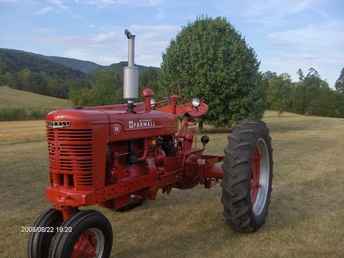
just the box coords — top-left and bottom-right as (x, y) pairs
(1, 111), (344, 258)
(0, 86), (71, 110)
(0, 86), (71, 120)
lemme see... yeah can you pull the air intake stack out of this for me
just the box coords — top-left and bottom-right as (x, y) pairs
(123, 29), (139, 102)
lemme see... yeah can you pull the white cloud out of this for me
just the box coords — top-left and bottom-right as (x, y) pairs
(47, 0), (68, 9)
(268, 23), (344, 50)
(246, 0), (315, 17)
(262, 22), (344, 86)
(76, 0), (162, 8)
(241, 0), (327, 26)
(34, 0), (69, 15)
(35, 6), (53, 15)
(36, 24), (180, 66)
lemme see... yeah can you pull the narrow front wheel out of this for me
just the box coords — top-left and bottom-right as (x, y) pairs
(49, 210), (113, 258)
(28, 208), (63, 258)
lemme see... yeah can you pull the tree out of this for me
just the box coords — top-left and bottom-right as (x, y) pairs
(335, 68), (344, 94)
(159, 16), (264, 126)
(264, 72), (292, 115)
(69, 69), (121, 106)
(17, 68), (31, 90)
(139, 69), (160, 94)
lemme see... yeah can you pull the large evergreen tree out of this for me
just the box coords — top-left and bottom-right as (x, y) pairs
(159, 17), (264, 126)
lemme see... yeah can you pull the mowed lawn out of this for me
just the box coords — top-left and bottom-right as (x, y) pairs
(1, 112), (344, 258)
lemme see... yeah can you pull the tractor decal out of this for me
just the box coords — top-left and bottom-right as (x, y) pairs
(128, 119), (156, 129)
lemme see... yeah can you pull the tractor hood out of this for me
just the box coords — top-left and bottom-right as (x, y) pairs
(46, 106), (178, 141)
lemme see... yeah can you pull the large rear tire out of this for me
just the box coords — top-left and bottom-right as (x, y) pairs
(49, 210), (113, 258)
(28, 208), (63, 258)
(221, 120), (273, 232)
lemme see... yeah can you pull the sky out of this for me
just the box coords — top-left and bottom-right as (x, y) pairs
(0, 0), (343, 86)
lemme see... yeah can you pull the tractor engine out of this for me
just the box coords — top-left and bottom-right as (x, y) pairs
(46, 102), (184, 208)
(45, 91), (214, 210)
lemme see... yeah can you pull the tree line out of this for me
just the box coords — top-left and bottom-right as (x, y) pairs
(68, 68), (160, 106)
(263, 68), (344, 118)
(0, 67), (90, 98)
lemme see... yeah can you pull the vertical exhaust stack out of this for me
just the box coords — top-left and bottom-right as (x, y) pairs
(123, 29), (139, 105)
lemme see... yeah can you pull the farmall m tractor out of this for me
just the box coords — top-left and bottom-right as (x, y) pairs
(28, 30), (273, 258)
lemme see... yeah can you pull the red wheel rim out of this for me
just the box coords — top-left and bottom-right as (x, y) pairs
(251, 146), (261, 205)
(71, 229), (101, 258)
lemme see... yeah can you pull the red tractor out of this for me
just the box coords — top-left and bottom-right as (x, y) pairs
(28, 30), (273, 258)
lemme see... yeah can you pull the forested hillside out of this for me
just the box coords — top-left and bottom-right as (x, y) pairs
(44, 56), (103, 74)
(0, 48), (89, 98)
(0, 48), (159, 100)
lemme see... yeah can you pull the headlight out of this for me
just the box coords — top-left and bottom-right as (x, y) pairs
(150, 98), (156, 107)
(192, 97), (200, 108)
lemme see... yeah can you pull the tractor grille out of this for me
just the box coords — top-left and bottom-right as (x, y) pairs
(47, 128), (94, 190)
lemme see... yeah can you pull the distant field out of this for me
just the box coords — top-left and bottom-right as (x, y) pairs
(0, 86), (71, 110)
(0, 86), (71, 121)
(1, 111), (344, 257)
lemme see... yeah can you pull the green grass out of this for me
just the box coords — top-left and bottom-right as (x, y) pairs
(0, 86), (71, 110)
(1, 111), (344, 257)
(0, 86), (71, 120)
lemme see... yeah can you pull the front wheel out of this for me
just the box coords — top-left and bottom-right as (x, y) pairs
(221, 120), (273, 232)
(28, 208), (63, 258)
(49, 210), (113, 258)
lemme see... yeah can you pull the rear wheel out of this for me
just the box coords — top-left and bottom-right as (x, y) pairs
(49, 210), (113, 258)
(28, 208), (63, 258)
(221, 120), (273, 232)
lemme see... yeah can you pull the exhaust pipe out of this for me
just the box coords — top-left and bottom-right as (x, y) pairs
(123, 29), (139, 100)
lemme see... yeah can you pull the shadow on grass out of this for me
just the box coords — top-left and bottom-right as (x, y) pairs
(200, 128), (231, 134)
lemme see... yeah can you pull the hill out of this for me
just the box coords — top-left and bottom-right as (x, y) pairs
(107, 61), (159, 73)
(0, 48), (159, 100)
(44, 55), (104, 74)
(0, 48), (86, 79)
(0, 86), (71, 120)
(0, 48), (89, 98)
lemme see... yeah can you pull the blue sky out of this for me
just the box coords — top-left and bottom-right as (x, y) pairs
(0, 0), (343, 86)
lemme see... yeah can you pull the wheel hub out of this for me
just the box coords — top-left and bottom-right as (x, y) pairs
(71, 228), (105, 258)
(250, 138), (270, 216)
